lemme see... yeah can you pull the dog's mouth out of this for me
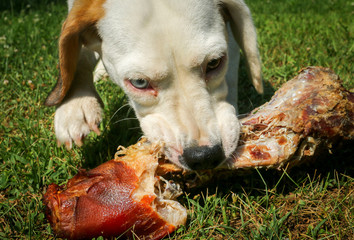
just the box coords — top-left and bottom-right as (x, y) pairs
(137, 105), (239, 171)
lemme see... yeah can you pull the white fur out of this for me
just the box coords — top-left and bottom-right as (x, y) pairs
(54, 0), (262, 168)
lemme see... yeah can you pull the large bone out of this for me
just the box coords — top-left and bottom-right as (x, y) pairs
(228, 66), (353, 169)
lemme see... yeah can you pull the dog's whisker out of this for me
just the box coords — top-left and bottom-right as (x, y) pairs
(125, 106), (135, 117)
(237, 113), (250, 119)
(246, 97), (255, 111)
(110, 103), (131, 121)
(113, 117), (139, 125)
(128, 127), (142, 131)
(98, 104), (132, 134)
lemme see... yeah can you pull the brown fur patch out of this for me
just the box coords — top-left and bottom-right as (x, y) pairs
(45, 0), (106, 106)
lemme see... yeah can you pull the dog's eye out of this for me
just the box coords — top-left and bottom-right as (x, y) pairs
(206, 58), (222, 72)
(130, 79), (150, 89)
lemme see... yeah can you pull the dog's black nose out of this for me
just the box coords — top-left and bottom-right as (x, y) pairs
(180, 144), (225, 170)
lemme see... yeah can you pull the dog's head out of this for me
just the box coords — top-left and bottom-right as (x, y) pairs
(47, 0), (262, 170)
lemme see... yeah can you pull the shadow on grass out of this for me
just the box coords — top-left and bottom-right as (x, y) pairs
(80, 94), (141, 169)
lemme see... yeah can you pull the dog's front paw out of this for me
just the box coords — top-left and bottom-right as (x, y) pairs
(54, 95), (103, 149)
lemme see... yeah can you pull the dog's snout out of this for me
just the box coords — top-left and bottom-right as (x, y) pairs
(180, 144), (225, 170)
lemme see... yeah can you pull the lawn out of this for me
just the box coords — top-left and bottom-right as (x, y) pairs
(0, 0), (353, 239)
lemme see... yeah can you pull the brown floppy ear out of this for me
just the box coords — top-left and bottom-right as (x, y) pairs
(220, 0), (263, 94)
(45, 0), (105, 106)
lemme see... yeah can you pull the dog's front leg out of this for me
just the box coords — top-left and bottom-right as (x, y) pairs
(54, 47), (103, 148)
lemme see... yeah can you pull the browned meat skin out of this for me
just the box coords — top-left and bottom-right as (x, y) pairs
(44, 142), (186, 240)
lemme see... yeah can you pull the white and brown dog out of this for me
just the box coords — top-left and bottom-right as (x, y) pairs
(45, 0), (263, 170)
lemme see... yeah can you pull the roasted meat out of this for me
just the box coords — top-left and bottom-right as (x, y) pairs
(43, 141), (187, 240)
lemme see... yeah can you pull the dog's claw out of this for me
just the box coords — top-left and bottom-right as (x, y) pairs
(56, 128), (99, 149)
(64, 141), (72, 150)
(91, 124), (101, 136)
(74, 137), (84, 147)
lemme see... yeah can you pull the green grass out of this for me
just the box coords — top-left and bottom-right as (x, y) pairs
(0, 0), (353, 239)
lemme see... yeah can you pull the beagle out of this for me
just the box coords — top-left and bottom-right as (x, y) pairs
(45, 0), (263, 170)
